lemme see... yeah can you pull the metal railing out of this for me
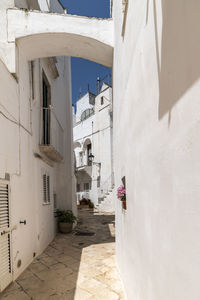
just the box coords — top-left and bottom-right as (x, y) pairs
(41, 107), (64, 158)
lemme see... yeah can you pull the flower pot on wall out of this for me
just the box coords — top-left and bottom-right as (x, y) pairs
(59, 222), (73, 233)
(122, 200), (126, 210)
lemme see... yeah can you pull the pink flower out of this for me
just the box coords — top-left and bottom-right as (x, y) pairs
(117, 185), (126, 200)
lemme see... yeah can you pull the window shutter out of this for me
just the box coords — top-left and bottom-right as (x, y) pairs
(0, 181), (12, 292)
(0, 182), (9, 229)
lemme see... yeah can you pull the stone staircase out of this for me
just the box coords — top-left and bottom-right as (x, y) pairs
(96, 188), (115, 213)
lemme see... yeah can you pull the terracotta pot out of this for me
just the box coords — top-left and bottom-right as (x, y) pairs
(59, 222), (73, 233)
(122, 200), (126, 210)
(79, 204), (89, 208)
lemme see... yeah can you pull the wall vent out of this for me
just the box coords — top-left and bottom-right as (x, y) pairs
(43, 174), (50, 204)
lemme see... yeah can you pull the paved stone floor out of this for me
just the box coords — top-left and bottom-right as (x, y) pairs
(1, 208), (125, 300)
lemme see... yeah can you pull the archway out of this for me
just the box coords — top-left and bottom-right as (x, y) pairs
(6, 8), (113, 73)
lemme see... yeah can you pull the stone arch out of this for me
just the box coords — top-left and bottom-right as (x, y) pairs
(73, 141), (82, 150)
(83, 138), (92, 150)
(6, 9), (114, 73)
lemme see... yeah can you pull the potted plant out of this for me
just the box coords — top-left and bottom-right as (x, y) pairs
(57, 210), (77, 233)
(117, 185), (126, 209)
(88, 200), (94, 209)
(79, 198), (89, 207)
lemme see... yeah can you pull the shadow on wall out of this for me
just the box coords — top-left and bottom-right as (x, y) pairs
(153, 0), (200, 122)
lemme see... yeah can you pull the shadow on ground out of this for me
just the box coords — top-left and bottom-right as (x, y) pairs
(1, 208), (124, 300)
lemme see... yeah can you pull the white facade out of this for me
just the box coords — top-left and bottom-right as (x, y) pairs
(0, 0), (75, 292)
(73, 84), (114, 209)
(113, 1), (200, 300)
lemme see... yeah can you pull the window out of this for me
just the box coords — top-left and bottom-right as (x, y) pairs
(87, 144), (92, 165)
(101, 96), (104, 105)
(77, 184), (80, 192)
(80, 108), (94, 121)
(43, 174), (50, 203)
(42, 72), (51, 145)
(84, 183), (90, 191)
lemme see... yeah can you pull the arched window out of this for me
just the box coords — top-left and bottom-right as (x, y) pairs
(81, 108), (94, 121)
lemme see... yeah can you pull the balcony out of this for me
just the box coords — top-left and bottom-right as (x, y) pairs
(39, 107), (64, 162)
(75, 164), (92, 177)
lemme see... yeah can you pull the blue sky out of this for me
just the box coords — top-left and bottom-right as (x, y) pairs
(59, 0), (111, 105)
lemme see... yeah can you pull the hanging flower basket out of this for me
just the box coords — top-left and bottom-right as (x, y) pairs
(117, 185), (127, 210)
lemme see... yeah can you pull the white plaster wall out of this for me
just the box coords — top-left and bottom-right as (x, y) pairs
(0, 0), (75, 283)
(74, 115), (95, 167)
(9, 50), (74, 279)
(75, 93), (94, 123)
(73, 86), (113, 206)
(113, 1), (200, 299)
(0, 61), (19, 179)
(0, 0), (14, 9)
(94, 86), (113, 193)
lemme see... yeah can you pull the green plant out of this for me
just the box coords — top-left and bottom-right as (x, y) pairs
(57, 210), (77, 224)
(88, 200), (94, 208)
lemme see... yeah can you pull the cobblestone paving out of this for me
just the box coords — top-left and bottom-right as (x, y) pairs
(1, 208), (125, 300)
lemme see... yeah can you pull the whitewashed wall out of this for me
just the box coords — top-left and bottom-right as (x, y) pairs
(73, 86), (113, 206)
(94, 85), (113, 193)
(113, 1), (200, 299)
(0, 0), (75, 283)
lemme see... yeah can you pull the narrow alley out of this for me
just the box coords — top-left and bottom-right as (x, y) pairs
(1, 208), (125, 300)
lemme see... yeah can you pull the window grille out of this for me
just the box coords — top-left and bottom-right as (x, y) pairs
(0, 180), (12, 292)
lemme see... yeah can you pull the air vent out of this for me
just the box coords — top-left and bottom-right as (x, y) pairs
(43, 174), (50, 204)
